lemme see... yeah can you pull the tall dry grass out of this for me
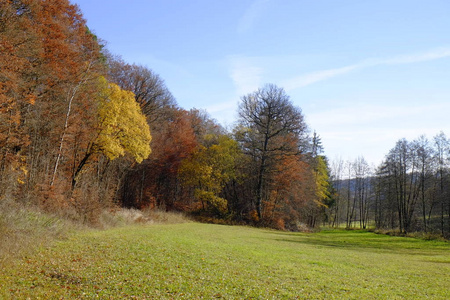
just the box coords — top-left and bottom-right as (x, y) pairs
(0, 199), (189, 267)
(0, 199), (77, 267)
(98, 207), (189, 228)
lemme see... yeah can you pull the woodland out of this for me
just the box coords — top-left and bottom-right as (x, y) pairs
(0, 0), (449, 237)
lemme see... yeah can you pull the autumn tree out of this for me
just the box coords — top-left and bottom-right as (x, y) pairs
(179, 134), (242, 215)
(236, 84), (308, 221)
(0, 0), (36, 196)
(265, 148), (312, 229)
(106, 55), (176, 123)
(0, 0), (103, 206)
(308, 132), (336, 226)
(72, 77), (152, 188)
(120, 108), (197, 210)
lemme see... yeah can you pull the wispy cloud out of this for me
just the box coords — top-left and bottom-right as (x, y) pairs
(205, 100), (236, 114)
(381, 47), (450, 65)
(282, 64), (360, 91)
(228, 56), (264, 95)
(282, 47), (450, 91)
(237, 0), (271, 34)
(205, 100), (238, 127)
(308, 103), (447, 126)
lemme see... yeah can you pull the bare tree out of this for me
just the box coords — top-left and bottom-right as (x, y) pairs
(106, 54), (176, 123)
(433, 132), (449, 235)
(345, 160), (355, 228)
(236, 84), (307, 219)
(353, 156), (371, 229)
(330, 157), (345, 227)
(413, 135), (434, 232)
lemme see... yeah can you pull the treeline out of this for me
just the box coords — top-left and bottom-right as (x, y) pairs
(3, 1), (447, 235)
(0, 0), (153, 222)
(328, 133), (450, 237)
(0, 0), (331, 230)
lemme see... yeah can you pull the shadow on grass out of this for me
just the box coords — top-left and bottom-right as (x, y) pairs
(267, 230), (450, 256)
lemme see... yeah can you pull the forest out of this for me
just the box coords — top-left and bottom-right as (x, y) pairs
(1, 0), (449, 237)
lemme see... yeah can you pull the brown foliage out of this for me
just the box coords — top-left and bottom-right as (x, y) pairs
(121, 109), (198, 210)
(0, 0), (106, 216)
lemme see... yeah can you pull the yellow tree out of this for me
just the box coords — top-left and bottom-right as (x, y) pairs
(314, 156), (330, 205)
(72, 77), (151, 187)
(301, 155), (334, 228)
(179, 135), (242, 214)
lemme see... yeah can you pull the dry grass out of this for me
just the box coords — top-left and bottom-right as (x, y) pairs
(98, 208), (189, 228)
(0, 198), (189, 267)
(371, 228), (448, 241)
(0, 199), (76, 267)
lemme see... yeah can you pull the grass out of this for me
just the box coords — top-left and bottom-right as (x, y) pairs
(1, 223), (449, 299)
(0, 199), (187, 269)
(0, 200), (76, 268)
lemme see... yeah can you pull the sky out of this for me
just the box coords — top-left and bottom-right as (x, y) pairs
(72, 0), (450, 167)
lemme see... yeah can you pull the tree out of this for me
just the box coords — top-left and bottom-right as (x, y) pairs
(353, 156), (371, 229)
(413, 135), (434, 232)
(106, 55), (176, 123)
(329, 157), (345, 227)
(120, 109), (198, 210)
(300, 155), (330, 228)
(72, 77), (151, 188)
(381, 139), (421, 233)
(433, 132), (449, 235)
(179, 135), (242, 214)
(0, 0), (104, 204)
(0, 0), (36, 195)
(266, 151), (311, 229)
(236, 84), (308, 220)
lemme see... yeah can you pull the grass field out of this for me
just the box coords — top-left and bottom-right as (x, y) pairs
(1, 223), (449, 299)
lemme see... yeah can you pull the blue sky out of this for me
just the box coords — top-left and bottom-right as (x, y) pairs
(73, 0), (450, 167)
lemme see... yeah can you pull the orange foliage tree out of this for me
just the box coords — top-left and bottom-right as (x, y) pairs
(236, 84), (309, 223)
(0, 0), (108, 216)
(120, 109), (198, 210)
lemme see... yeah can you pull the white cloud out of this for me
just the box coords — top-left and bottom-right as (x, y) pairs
(282, 47), (450, 91)
(205, 100), (239, 127)
(381, 47), (450, 65)
(308, 104), (436, 126)
(224, 47), (450, 94)
(308, 102), (450, 166)
(321, 126), (447, 167)
(237, 0), (271, 34)
(228, 56), (264, 96)
(282, 64), (360, 91)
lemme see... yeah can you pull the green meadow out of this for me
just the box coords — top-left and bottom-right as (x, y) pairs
(1, 223), (449, 299)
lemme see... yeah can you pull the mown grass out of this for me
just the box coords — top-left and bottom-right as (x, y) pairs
(1, 223), (449, 299)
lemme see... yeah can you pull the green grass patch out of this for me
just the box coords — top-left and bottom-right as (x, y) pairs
(1, 224), (449, 299)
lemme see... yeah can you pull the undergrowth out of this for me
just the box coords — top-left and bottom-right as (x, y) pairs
(371, 228), (448, 241)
